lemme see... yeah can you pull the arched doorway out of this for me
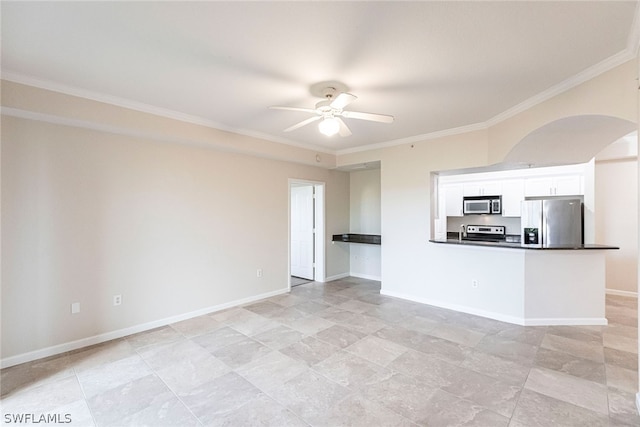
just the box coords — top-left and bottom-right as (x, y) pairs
(502, 114), (636, 167)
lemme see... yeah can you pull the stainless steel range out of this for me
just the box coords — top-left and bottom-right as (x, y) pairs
(464, 225), (506, 242)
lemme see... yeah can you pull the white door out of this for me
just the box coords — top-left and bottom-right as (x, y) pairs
(290, 185), (314, 280)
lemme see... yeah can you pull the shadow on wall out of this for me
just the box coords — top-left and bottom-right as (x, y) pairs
(502, 115), (636, 167)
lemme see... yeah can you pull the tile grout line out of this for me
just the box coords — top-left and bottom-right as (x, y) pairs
(507, 348), (537, 425)
(230, 369), (312, 427)
(72, 365), (99, 427)
(130, 331), (206, 427)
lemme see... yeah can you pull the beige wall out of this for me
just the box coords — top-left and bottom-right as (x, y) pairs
(1, 114), (349, 363)
(349, 169), (381, 234)
(596, 158), (638, 295)
(349, 168), (381, 279)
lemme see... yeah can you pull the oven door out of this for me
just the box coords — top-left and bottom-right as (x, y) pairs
(463, 199), (491, 215)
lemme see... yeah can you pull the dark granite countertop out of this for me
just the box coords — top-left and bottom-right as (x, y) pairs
(430, 239), (619, 250)
(332, 233), (381, 245)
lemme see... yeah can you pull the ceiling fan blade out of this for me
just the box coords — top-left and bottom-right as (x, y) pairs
(283, 116), (321, 132)
(269, 106), (317, 114)
(341, 110), (394, 123)
(330, 92), (357, 110)
(336, 117), (352, 137)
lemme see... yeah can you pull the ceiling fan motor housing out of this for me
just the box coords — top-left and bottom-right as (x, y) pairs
(270, 80), (393, 137)
(315, 99), (334, 113)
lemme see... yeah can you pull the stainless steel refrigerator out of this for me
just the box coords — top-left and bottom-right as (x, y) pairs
(521, 199), (583, 248)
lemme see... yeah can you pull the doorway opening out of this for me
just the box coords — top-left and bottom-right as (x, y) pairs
(289, 179), (325, 289)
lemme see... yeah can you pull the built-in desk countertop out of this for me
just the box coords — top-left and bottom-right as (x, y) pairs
(332, 233), (381, 245)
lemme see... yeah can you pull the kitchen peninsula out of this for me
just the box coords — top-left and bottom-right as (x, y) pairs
(425, 241), (617, 326)
(421, 162), (619, 327)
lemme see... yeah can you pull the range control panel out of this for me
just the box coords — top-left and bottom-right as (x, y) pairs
(466, 225), (505, 235)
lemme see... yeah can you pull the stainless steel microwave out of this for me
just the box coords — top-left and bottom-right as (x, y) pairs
(463, 196), (501, 215)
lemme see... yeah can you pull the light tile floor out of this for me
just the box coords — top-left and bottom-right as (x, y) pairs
(291, 276), (313, 287)
(1, 277), (639, 426)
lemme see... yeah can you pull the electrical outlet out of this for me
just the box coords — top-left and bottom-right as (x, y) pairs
(71, 302), (80, 314)
(113, 295), (122, 306)
(472, 279), (479, 288)
(257, 269), (263, 278)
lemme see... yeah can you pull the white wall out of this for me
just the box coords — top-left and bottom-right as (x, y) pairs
(1, 114), (350, 364)
(349, 168), (381, 280)
(595, 158), (638, 296)
(375, 131), (493, 303)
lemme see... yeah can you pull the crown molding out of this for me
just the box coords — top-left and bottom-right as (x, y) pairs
(3, 38), (637, 160)
(485, 49), (635, 128)
(627, 1), (640, 55)
(1, 106), (336, 168)
(336, 122), (488, 156)
(1, 71), (336, 156)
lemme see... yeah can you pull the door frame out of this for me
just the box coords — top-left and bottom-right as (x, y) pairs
(288, 179), (325, 290)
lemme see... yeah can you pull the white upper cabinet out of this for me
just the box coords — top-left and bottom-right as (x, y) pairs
(524, 175), (582, 197)
(554, 175), (583, 195)
(438, 163), (588, 220)
(444, 183), (464, 217)
(463, 180), (503, 197)
(501, 179), (525, 217)
(524, 177), (554, 196)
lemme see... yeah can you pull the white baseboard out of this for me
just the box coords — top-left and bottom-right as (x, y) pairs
(381, 290), (525, 325)
(606, 288), (638, 298)
(324, 272), (350, 282)
(636, 392), (640, 416)
(522, 317), (608, 326)
(1, 287), (289, 369)
(349, 272), (382, 281)
(380, 290), (608, 326)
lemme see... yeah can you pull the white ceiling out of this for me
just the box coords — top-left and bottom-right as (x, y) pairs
(2, 1), (638, 154)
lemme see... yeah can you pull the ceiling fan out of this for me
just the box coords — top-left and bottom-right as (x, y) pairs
(269, 82), (394, 137)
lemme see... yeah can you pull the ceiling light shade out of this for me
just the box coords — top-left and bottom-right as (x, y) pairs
(318, 117), (340, 136)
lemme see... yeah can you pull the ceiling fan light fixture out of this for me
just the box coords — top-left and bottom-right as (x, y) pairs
(271, 82), (393, 137)
(318, 117), (340, 136)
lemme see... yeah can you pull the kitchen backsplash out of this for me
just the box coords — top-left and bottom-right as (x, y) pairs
(447, 215), (521, 235)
